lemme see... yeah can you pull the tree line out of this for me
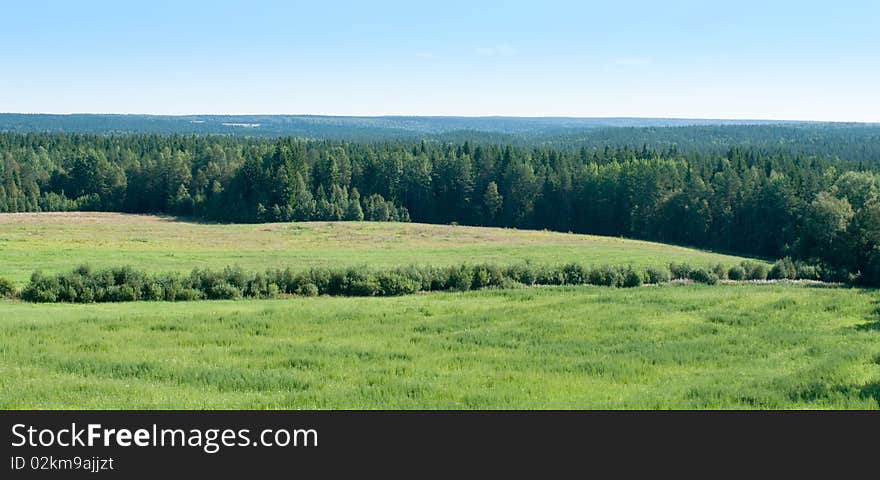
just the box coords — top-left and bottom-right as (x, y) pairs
(1, 132), (879, 284)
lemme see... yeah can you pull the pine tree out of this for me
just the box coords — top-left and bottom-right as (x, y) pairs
(291, 173), (315, 221)
(482, 181), (503, 225)
(346, 188), (365, 221)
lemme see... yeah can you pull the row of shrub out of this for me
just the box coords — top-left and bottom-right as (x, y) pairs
(4, 257), (833, 303)
(16, 263), (649, 303)
(669, 258), (850, 285)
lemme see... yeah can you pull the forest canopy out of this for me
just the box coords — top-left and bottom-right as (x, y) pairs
(1, 128), (880, 284)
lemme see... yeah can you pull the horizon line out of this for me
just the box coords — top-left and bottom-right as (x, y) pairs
(2, 112), (879, 124)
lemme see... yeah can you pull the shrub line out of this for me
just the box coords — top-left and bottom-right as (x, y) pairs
(2, 257), (833, 304)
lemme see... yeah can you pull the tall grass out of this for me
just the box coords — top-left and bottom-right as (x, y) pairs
(1, 284), (878, 409)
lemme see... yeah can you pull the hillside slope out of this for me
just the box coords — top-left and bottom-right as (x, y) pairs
(0, 212), (758, 285)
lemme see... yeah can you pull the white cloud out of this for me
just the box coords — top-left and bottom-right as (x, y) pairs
(474, 45), (516, 57)
(416, 51), (438, 60)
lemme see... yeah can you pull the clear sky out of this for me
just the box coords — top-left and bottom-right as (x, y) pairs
(2, 0), (878, 121)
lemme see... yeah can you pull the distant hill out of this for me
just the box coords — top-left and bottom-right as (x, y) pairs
(3, 114), (878, 159)
(0, 113), (813, 140)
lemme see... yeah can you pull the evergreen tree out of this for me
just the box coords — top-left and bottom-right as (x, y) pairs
(482, 181), (503, 226)
(346, 188), (365, 221)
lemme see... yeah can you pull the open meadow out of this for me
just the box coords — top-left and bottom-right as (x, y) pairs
(1, 213), (877, 409)
(0, 212), (756, 286)
(2, 284), (878, 409)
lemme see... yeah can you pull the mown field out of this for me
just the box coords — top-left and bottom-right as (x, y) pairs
(1, 284), (879, 409)
(0, 212), (756, 286)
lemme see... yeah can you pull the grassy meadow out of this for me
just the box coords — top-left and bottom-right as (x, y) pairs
(0, 212), (756, 286)
(1, 213), (877, 409)
(1, 284), (879, 409)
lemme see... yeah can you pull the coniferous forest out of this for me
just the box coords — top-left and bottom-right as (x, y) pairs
(2, 126), (880, 284)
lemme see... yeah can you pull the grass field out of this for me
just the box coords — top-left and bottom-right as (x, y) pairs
(2, 284), (879, 409)
(0, 212), (757, 286)
(3, 213), (874, 410)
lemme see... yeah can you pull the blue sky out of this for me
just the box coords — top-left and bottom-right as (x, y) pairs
(2, 0), (878, 121)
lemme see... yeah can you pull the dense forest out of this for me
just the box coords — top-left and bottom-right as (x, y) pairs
(2, 130), (880, 284)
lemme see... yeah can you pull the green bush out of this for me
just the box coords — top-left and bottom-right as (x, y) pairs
(506, 263), (536, 286)
(498, 277), (522, 289)
(727, 265), (746, 281)
(278, 267), (298, 294)
(305, 268), (333, 294)
(174, 288), (203, 301)
(21, 271), (59, 303)
(562, 263), (588, 285)
(395, 265), (434, 291)
(589, 265), (623, 287)
(769, 257), (797, 280)
(326, 270), (347, 295)
(794, 262), (821, 281)
(23, 257), (812, 304)
(55, 272), (86, 302)
(428, 266), (449, 291)
(142, 281), (164, 301)
(742, 261), (769, 281)
(207, 282), (241, 300)
(344, 269), (380, 296)
(688, 268), (719, 285)
(158, 275), (188, 301)
(107, 284), (138, 302)
(296, 283), (319, 297)
(483, 264), (506, 288)
(536, 265), (565, 285)
(0, 277), (17, 298)
(712, 264), (727, 280)
(645, 266), (671, 284)
(445, 265), (474, 291)
(244, 272), (271, 297)
(378, 271), (420, 296)
(622, 268), (644, 288)
(669, 262), (693, 280)
(587, 266), (606, 286)
(79, 286), (95, 303)
(92, 287), (107, 302)
(223, 265), (249, 290)
(111, 266), (146, 293)
(471, 265), (493, 289)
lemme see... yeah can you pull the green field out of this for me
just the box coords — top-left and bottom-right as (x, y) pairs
(0, 212), (756, 286)
(2, 284), (879, 409)
(2, 213), (876, 409)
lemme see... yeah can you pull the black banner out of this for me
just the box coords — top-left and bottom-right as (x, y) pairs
(1, 411), (875, 477)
